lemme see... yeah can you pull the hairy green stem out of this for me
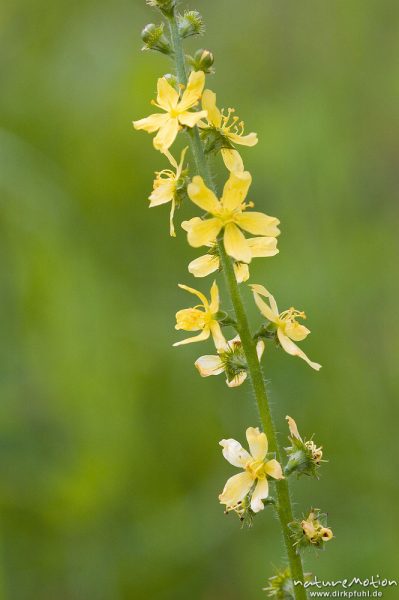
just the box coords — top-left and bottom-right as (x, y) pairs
(168, 12), (307, 599)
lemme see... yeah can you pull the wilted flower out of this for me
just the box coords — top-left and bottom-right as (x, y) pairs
(199, 89), (258, 171)
(250, 284), (321, 370)
(284, 415), (323, 478)
(289, 508), (333, 550)
(149, 147), (188, 236)
(195, 335), (264, 387)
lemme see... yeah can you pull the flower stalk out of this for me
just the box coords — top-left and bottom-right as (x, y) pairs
(166, 9), (307, 599)
(134, 2), (330, 597)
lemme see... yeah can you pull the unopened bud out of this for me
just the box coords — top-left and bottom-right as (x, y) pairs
(188, 48), (215, 74)
(177, 10), (205, 39)
(141, 23), (172, 55)
(146, 0), (175, 16)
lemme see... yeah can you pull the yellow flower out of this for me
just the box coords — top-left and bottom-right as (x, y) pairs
(195, 335), (265, 387)
(184, 235), (278, 283)
(133, 71), (207, 152)
(173, 281), (226, 349)
(219, 427), (284, 513)
(149, 147), (188, 237)
(183, 171), (280, 264)
(250, 284), (321, 370)
(200, 89), (258, 171)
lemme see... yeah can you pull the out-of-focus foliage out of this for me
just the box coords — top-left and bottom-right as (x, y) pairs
(1, 0), (398, 598)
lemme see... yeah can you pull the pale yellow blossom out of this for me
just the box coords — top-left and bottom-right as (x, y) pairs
(199, 89), (258, 171)
(149, 147), (188, 236)
(183, 171), (280, 264)
(219, 427), (284, 513)
(174, 281), (226, 349)
(250, 284), (321, 370)
(133, 71), (207, 152)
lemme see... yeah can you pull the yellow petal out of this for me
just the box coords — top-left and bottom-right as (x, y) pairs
(264, 459), (284, 480)
(186, 217), (222, 248)
(223, 223), (252, 263)
(178, 110), (208, 128)
(284, 321), (310, 342)
(221, 170), (252, 211)
(209, 280), (219, 313)
(250, 478), (269, 513)
(175, 146), (189, 177)
(173, 328), (210, 347)
(256, 339), (265, 361)
(210, 321), (226, 351)
(177, 283), (208, 307)
(221, 148), (244, 172)
(153, 117), (179, 151)
(286, 415), (302, 441)
(149, 180), (175, 207)
(181, 216), (202, 232)
(162, 148), (178, 170)
(219, 439), (251, 468)
(187, 176), (220, 213)
(227, 131), (258, 147)
(178, 70), (205, 111)
(169, 199), (176, 237)
(233, 262), (249, 283)
(219, 471), (253, 508)
(188, 254), (220, 278)
(133, 112), (168, 133)
(157, 77), (179, 110)
(246, 427), (268, 461)
(175, 307), (206, 331)
(201, 89), (222, 127)
(277, 329), (322, 371)
(321, 528), (334, 541)
(195, 355), (224, 377)
(235, 212), (280, 236)
(250, 284), (279, 321)
(226, 372), (247, 387)
(247, 236), (279, 258)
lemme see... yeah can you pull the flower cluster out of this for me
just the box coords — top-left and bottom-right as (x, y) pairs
(134, 0), (332, 593)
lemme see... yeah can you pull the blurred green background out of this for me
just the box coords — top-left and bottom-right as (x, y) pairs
(1, 0), (398, 598)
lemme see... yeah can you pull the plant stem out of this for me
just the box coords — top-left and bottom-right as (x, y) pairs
(168, 12), (307, 599)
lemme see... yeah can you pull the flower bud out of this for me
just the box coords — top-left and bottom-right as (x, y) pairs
(262, 567), (294, 598)
(188, 48), (215, 74)
(146, 0), (175, 16)
(141, 23), (172, 55)
(177, 10), (205, 38)
(263, 567), (312, 597)
(289, 508), (334, 551)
